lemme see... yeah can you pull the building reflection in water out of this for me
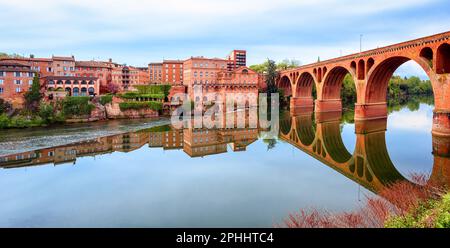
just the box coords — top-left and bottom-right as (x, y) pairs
(1, 110), (449, 195)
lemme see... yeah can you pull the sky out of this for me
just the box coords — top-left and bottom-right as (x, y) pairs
(0, 0), (449, 77)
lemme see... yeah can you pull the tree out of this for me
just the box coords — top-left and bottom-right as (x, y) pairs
(24, 73), (42, 111)
(107, 83), (120, 94)
(277, 59), (301, 70)
(265, 59), (279, 95)
(0, 98), (12, 114)
(249, 61), (270, 74)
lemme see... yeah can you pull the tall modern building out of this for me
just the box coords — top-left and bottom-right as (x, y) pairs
(227, 50), (246, 70)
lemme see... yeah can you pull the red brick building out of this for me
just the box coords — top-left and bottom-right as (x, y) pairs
(75, 60), (112, 94)
(182, 55), (258, 102)
(0, 61), (36, 108)
(227, 50), (247, 70)
(148, 62), (163, 83)
(162, 60), (183, 85)
(41, 75), (100, 97)
(111, 65), (150, 91)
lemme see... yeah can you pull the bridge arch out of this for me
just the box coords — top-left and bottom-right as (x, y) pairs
(294, 72), (315, 98)
(436, 43), (450, 74)
(320, 121), (353, 164)
(278, 75), (293, 97)
(321, 66), (355, 100)
(294, 113), (316, 146)
(365, 55), (433, 104)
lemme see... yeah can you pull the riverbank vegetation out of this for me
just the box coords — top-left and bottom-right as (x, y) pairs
(0, 83), (173, 129)
(119, 101), (162, 111)
(280, 174), (449, 228)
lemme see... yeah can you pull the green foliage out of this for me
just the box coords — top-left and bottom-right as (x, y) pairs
(265, 59), (279, 95)
(385, 193), (450, 228)
(24, 74), (42, 111)
(0, 114), (9, 128)
(100, 95), (113, 105)
(0, 113), (46, 129)
(249, 59), (300, 73)
(119, 92), (165, 100)
(341, 74), (356, 106)
(62, 96), (95, 117)
(0, 52), (25, 59)
(119, 101), (162, 111)
(388, 76), (432, 98)
(277, 59), (301, 70)
(38, 102), (54, 122)
(134, 84), (171, 97)
(141, 124), (172, 133)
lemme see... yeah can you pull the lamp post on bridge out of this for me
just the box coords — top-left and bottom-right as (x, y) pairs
(360, 34), (363, 53)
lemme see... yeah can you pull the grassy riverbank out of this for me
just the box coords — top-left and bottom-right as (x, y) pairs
(281, 174), (449, 228)
(385, 193), (450, 228)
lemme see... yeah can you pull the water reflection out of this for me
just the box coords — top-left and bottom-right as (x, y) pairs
(1, 98), (447, 194)
(0, 96), (447, 227)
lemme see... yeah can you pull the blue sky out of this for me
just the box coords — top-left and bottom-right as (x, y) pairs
(0, 0), (449, 76)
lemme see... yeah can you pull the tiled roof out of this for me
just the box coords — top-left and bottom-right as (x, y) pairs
(52, 56), (75, 61)
(75, 61), (110, 68)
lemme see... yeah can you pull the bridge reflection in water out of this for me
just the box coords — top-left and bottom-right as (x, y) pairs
(280, 110), (450, 193)
(1, 110), (449, 196)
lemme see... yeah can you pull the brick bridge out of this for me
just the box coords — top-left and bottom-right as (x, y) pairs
(277, 31), (450, 136)
(279, 112), (450, 193)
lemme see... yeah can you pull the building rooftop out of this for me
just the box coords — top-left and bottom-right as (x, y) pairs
(52, 56), (75, 61)
(75, 61), (110, 68)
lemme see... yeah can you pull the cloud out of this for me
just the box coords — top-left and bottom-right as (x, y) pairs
(0, 0), (447, 68)
(388, 109), (433, 132)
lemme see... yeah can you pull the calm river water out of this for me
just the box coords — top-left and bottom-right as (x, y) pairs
(0, 96), (439, 227)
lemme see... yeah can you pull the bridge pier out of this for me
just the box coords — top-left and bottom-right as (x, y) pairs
(290, 97), (314, 115)
(432, 110), (450, 137)
(290, 97), (314, 109)
(315, 99), (342, 112)
(431, 135), (450, 185)
(354, 102), (388, 121)
(355, 118), (387, 134)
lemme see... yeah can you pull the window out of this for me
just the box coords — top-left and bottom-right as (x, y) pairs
(0, 88), (3, 94)
(14, 72), (21, 77)
(0, 79), (3, 84)
(16, 87), (21, 93)
(29, 80), (33, 85)
(15, 80), (22, 85)
(0, 72), (4, 77)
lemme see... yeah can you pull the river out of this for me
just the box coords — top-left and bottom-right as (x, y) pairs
(0, 96), (440, 227)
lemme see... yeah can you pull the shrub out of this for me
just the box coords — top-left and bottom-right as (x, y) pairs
(279, 173), (448, 228)
(62, 96), (95, 117)
(24, 74), (42, 111)
(135, 84), (171, 97)
(0, 114), (10, 128)
(0, 99), (12, 114)
(100, 95), (113, 105)
(38, 103), (55, 123)
(119, 101), (162, 111)
(119, 92), (165, 100)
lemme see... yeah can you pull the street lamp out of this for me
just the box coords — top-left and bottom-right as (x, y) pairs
(360, 34), (363, 53)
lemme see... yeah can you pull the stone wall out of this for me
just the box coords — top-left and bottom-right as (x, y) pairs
(104, 96), (159, 119)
